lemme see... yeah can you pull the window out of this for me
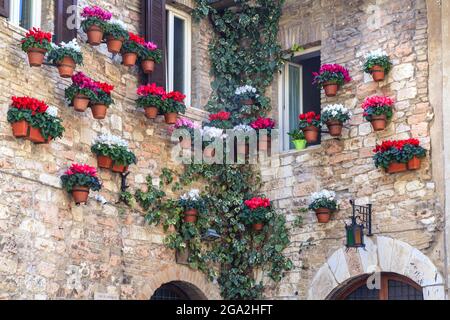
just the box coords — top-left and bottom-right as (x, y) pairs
(9, 0), (41, 29)
(166, 6), (191, 107)
(278, 47), (321, 151)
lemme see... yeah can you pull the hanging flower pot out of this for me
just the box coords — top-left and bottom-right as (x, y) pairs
(112, 163), (128, 173)
(122, 52), (138, 66)
(387, 162), (408, 174)
(252, 223), (264, 231)
(302, 126), (320, 143)
(72, 186), (90, 204)
(407, 156), (422, 170)
(106, 36), (124, 54)
(183, 208), (198, 223)
(11, 120), (29, 138)
(364, 51), (392, 82)
(28, 126), (47, 144)
(91, 104), (108, 120)
(144, 106), (158, 119)
(21, 28), (52, 67)
(57, 56), (76, 78)
(315, 208), (332, 223)
(27, 48), (47, 67)
(97, 155), (113, 169)
(141, 59), (155, 74)
(370, 65), (385, 82)
(293, 139), (307, 150)
(370, 114), (387, 131)
(362, 96), (394, 131)
(86, 25), (104, 46)
(326, 120), (343, 137)
(235, 85), (258, 106)
(323, 82), (339, 97)
(73, 94), (90, 112)
(321, 104), (351, 137)
(164, 113), (178, 124)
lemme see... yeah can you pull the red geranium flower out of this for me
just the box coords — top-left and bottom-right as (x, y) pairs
(137, 83), (166, 96)
(209, 111), (231, 121)
(244, 197), (271, 210)
(163, 91), (186, 103)
(21, 27), (52, 44)
(11, 96), (48, 115)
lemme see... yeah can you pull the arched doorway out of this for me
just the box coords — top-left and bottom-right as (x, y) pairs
(150, 281), (208, 300)
(329, 272), (423, 300)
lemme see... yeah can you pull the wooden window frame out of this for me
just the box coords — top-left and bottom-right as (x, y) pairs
(0, 0), (10, 18)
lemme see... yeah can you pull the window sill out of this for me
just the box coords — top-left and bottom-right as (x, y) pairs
(275, 145), (322, 158)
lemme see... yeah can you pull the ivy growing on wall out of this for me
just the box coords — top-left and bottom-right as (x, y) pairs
(133, 0), (293, 300)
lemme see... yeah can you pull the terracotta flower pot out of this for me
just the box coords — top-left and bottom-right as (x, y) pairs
(258, 135), (271, 152)
(387, 162), (408, 174)
(302, 126), (320, 143)
(106, 36), (124, 54)
(370, 65), (385, 82)
(27, 48), (47, 67)
(237, 142), (249, 156)
(86, 25), (103, 46)
(252, 223), (264, 231)
(315, 208), (331, 223)
(164, 112), (178, 124)
(11, 120), (29, 138)
(112, 164), (129, 173)
(73, 94), (90, 112)
(407, 156), (422, 170)
(91, 104), (108, 120)
(204, 148), (216, 159)
(326, 120), (343, 137)
(57, 56), (76, 78)
(180, 137), (192, 149)
(183, 208), (198, 223)
(141, 59), (155, 74)
(28, 126), (47, 144)
(370, 114), (387, 131)
(240, 98), (254, 105)
(144, 106), (158, 119)
(72, 186), (90, 204)
(97, 155), (113, 169)
(122, 52), (138, 66)
(323, 82), (339, 97)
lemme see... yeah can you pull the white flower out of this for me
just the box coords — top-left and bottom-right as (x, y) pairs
(364, 49), (388, 60)
(235, 85), (258, 96)
(46, 106), (59, 117)
(180, 189), (201, 201)
(93, 133), (129, 150)
(109, 19), (127, 30)
(58, 38), (81, 53)
(322, 104), (352, 119)
(310, 189), (336, 203)
(201, 126), (227, 139)
(232, 124), (253, 133)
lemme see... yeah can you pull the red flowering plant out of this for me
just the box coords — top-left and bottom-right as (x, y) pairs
(136, 83), (166, 110)
(298, 111), (322, 129)
(91, 81), (115, 107)
(60, 163), (102, 193)
(208, 111), (233, 129)
(250, 117), (276, 136)
(160, 91), (187, 114)
(361, 95), (394, 121)
(65, 72), (100, 104)
(80, 5), (112, 33)
(121, 32), (145, 55)
(312, 64), (352, 88)
(373, 139), (426, 169)
(240, 197), (273, 225)
(21, 27), (52, 53)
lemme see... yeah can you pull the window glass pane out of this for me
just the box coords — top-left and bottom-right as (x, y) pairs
(173, 16), (185, 93)
(20, 0), (32, 29)
(288, 65), (301, 149)
(388, 280), (423, 300)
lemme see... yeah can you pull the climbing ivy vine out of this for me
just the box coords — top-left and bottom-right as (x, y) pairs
(132, 0), (293, 300)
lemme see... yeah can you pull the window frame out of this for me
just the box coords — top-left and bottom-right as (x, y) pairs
(9, 0), (42, 29)
(166, 5), (192, 108)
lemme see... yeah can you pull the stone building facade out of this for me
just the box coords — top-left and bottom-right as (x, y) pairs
(0, 0), (449, 300)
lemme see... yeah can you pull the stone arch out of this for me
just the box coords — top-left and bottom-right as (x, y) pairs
(307, 236), (445, 300)
(139, 264), (221, 300)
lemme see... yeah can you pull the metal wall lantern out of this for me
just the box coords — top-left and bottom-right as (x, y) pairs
(345, 200), (373, 249)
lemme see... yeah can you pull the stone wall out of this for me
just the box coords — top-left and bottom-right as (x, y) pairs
(263, 0), (446, 299)
(0, 0), (218, 299)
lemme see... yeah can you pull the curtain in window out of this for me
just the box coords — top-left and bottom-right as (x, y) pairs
(173, 16), (185, 93)
(20, 0), (32, 29)
(288, 64), (301, 149)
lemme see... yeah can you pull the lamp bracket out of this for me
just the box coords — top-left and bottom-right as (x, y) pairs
(349, 200), (373, 236)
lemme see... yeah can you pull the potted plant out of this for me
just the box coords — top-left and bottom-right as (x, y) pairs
(179, 189), (205, 223)
(80, 5), (112, 46)
(321, 104), (352, 137)
(21, 27), (52, 67)
(250, 117), (275, 152)
(309, 190), (338, 223)
(312, 64), (352, 97)
(160, 91), (187, 124)
(138, 41), (162, 74)
(288, 129), (307, 150)
(363, 49), (392, 82)
(235, 85), (259, 105)
(61, 163), (102, 204)
(362, 95), (394, 131)
(168, 118), (199, 150)
(121, 32), (145, 67)
(298, 111), (322, 143)
(241, 197), (272, 231)
(90, 81), (114, 119)
(104, 19), (129, 54)
(136, 83), (166, 119)
(232, 124), (253, 156)
(208, 111), (233, 129)
(201, 126), (226, 159)
(373, 140), (409, 174)
(402, 139), (426, 170)
(110, 144), (137, 173)
(47, 39), (83, 78)
(65, 72), (100, 112)
(7, 97), (64, 144)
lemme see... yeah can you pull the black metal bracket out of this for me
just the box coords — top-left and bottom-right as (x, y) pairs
(349, 200), (373, 236)
(42, 61), (57, 67)
(120, 172), (130, 193)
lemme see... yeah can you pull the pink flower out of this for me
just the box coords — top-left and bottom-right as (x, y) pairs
(65, 163), (98, 177)
(362, 95), (394, 110)
(250, 117), (276, 130)
(81, 6), (112, 21)
(144, 41), (157, 50)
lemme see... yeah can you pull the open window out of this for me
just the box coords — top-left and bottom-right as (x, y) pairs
(8, 0), (42, 29)
(279, 47), (321, 151)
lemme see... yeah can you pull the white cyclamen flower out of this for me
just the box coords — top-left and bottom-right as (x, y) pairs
(46, 106), (59, 117)
(180, 189), (201, 201)
(201, 126), (227, 139)
(233, 124), (253, 133)
(93, 133), (129, 149)
(60, 38), (81, 52)
(322, 104), (352, 118)
(110, 19), (127, 30)
(310, 189), (336, 202)
(235, 85), (257, 96)
(364, 49), (388, 60)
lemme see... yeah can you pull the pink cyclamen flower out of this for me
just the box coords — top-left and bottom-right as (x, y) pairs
(144, 41), (158, 50)
(81, 6), (112, 21)
(361, 95), (394, 110)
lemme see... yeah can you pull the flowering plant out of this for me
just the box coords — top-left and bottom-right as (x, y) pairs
(250, 117), (275, 136)
(235, 85), (259, 100)
(21, 27), (52, 52)
(168, 118), (198, 136)
(91, 134), (136, 166)
(312, 64), (352, 87)
(201, 126), (227, 140)
(160, 91), (187, 114)
(80, 6), (112, 32)
(91, 81), (115, 106)
(136, 83), (166, 110)
(363, 49), (392, 74)
(373, 139), (425, 169)
(298, 112), (322, 129)
(121, 32), (145, 54)
(361, 95), (394, 121)
(47, 39), (83, 65)
(61, 163), (102, 192)
(240, 197), (273, 225)
(208, 111), (233, 129)
(287, 128), (305, 141)
(321, 104), (352, 123)
(104, 19), (129, 41)
(65, 72), (99, 103)
(233, 124), (253, 133)
(308, 190), (338, 211)
(138, 41), (162, 63)
(179, 189), (205, 211)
